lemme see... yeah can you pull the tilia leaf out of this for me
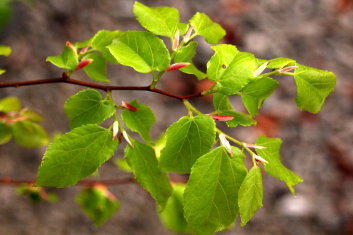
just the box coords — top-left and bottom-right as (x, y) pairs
(255, 136), (303, 194)
(36, 124), (118, 187)
(125, 140), (172, 210)
(159, 115), (216, 173)
(238, 166), (263, 226)
(64, 89), (115, 129)
(294, 64), (336, 113)
(184, 147), (247, 234)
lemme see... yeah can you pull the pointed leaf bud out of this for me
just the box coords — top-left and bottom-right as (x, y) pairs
(219, 133), (233, 157)
(207, 114), (234, 121)
(252, 153), (268, 164)
(243, 143), (266, 149)
(122, 131), (133, 147)
(121, 101), (138, 112)
(166, 62), (191, 72)
(65, 41), (76, 52)
(112, 121), (119, 140)
(253, 62), (269, 77)
(172, 29), (180, 51)
(75, 59), (94, 71)
(79, 46), (90, 55)
(279, 66), (298, 73)
(183, 26), (194, 42)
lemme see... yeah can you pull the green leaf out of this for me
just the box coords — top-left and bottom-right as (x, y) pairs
(213, 92), (233, 111)
(178, 23), (189, 35)
(0, 45), (11, 56)
(21, 109), (44, 123)
(0, 122), (12, 144)
(82, 53), (109, 82)
(64, 89), (115, 129)
(113, 158), (132, 173)
(184, 147), (247, 234)
(217, 52), (257, 95)
(241, 77), (279, 117)
(90, 30), (122, 63)
(159, 184), (193, 234)
(207, 44), (239, 81)
(121, 100), (156, 142)
(255, 136), (303, 193)
(11, 121), (49, 148)
(0, 1), (12, 31)
(159, 115), (216, 173)
(108, 31), (170, 73)
(267, 57), (296, 69)
(0, 96), (21, 112)
(294, 64), (336, 113)
(36, 124), (118, 187)
(238, 166), (263, 226)
(46, 44), (78, 71)
(0, 69), (5, 75)
(215, 110), (256, 127)
(76, 186), (120, 226)
(174, 41), (206, 79)
(189, 12), (226, 44)
(133, 2), (179, 38)
(125, 140), (172, 210)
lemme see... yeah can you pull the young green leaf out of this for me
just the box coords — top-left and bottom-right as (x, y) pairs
(215, 110), (256, 127)
(0, 122), (12, 144)
(90, 30), (122, 63)
(267, 57), (296, 69)
(108, 31), (170, 73)
(125, 140), (172, 210)
(0, 69), (5, 75)
(159, 184), (193, 234)
(174, 41), (206, 79)
(294, 64), (336, 113)
(11, 121), (49, 148)
(36, 124), (118, 187)
(82, 53), (109, 82)
(184, 147), (247, 234)
(46, 43), (78, 71)
(133, 2), (180, 38)
(121, 100), (156, 142)
(76, 186), (120, 226)
(255, 136), (303, 193)
(213, 92), (233, 112)
(0, 96), (21, 112)
(238, 166), (263, 226)
(0, 45), (11, 56)
(64, 89), (115, 129)
(207, 44), (239, 81)
(159, 115), (216, 173)
(241, 77), (279, 117)
(189, 12), (226, 44)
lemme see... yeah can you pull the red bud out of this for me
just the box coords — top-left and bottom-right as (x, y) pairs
(172, 29), (180, 51)
(279, 66), (298, 73)
(75, 59), (94, 71)
(121, 101), (138, 112)
(207, 114), (234, 121)
(65, 41), (76, 51)
(166, 62), (191, 72)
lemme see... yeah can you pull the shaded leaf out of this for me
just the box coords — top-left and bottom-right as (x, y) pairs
(0, 96), (21, 112)
(11, 121), (49, 148)
(82, 53), (109, 82)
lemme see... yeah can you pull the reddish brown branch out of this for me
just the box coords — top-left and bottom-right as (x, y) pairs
(0, 176), (136, 186)
(0, 77), (203, 100)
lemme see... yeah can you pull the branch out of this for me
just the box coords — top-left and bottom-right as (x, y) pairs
(0, 76), (203, 100)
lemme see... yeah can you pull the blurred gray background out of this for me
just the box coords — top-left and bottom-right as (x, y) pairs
(0, 0), (352, 234)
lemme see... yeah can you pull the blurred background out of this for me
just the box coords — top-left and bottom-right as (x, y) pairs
(0, 0), (352, 234)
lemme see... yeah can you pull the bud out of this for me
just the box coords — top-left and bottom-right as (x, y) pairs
(183, 26), (194, 42)
(279, 66), (298, 73)
(112, 121), (119, 140)
(252, 154), (268, 164)
(253, 62), (269, 77)
(207, 114), (234, 121)
(122, 131), (133, 147)
(75, 59), (93, 71)
(243, 143), (266, 149)
(166, 62), (191, 72)
(65, 41), (76, 52)
(219, 133), (233, 157)
(172, 29), (180, 51)
(79, 46), (90, 55)
(121, 101), (138, 112)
